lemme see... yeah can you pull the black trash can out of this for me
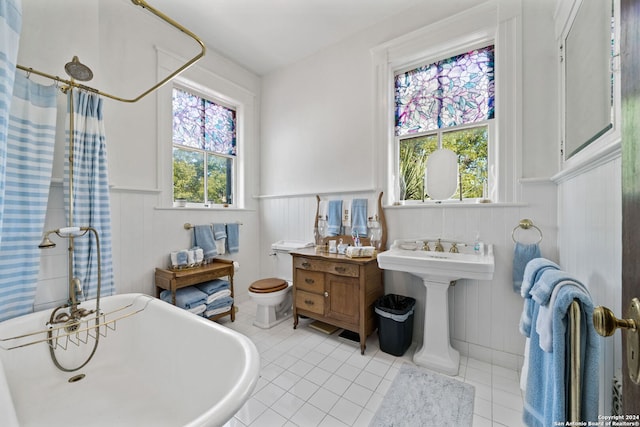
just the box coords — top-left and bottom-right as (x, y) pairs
(375, 294), (416, 356)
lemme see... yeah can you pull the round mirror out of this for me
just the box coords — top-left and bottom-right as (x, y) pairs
(426, 148), (458, 200)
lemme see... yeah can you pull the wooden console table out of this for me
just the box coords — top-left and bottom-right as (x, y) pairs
(292, 248), (383, 354)
(155, 259), (235, 322)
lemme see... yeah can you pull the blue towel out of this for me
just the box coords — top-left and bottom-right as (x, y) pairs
(523, 284), (598, 426)
(529, 269), (585, 307)
(195, 279), (230, 295)
(327, 200), (343, 236)
(193, 225), (217, 259)
(205, 295), (234, 310)
(226, 223), (239, 253)
(213, 223), (227, 240)
(351, 199), (368, 237)
(160, 287), (208, 310)
(512, 242), (540, 293)
(519, 258), (560, 337)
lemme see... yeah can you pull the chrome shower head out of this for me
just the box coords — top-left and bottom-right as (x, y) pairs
(64, 56), (93, 82)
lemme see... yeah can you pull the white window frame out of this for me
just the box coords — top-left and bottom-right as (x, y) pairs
(372, 0), (522, 205)
(157, 48), (257, 209)
(171, 84), (238, 207)
(397, 120), (495, 202)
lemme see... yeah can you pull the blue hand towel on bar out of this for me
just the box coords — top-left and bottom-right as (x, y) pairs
(160, 287), (207, 310)
(523, 283), (598, 427)
(529, 269), (585, 307)
(521, 258), (560, 299)
(213, 223), (227, 240)
(226, 223), (240, 253)
(193, 225), (217, 259)
(326, 200), (343, 236)
(519, 258), (559, 337)
(351, 199), (368, 237)
(512, 242), (540, 293)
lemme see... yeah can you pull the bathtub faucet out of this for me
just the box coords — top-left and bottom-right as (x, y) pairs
(38, 226), (100, 325)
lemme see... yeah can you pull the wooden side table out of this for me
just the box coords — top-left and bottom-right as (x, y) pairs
(154, 259), (235, 322)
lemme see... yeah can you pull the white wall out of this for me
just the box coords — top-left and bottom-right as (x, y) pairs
(18, 0), (263, 310)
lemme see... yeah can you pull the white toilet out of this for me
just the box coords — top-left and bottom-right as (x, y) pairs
(248, 240), (313, 329)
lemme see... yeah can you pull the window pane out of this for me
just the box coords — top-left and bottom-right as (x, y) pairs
(173, 88), (204, 149)
(395, 46), (495, 136)
(206, 155), (232, 204)
(442, 126), (488, 199)
(173, 147), (204, 202)
(204, 101), (236, 156)
(400, 134), (438, 201)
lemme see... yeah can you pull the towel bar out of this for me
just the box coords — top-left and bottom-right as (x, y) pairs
(569, 300), (581, 423)
(512, 218), (543, 244)
(183, 222), (243, 230)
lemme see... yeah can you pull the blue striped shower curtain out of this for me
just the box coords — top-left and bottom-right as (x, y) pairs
(0, 0), (21, 248)
(65, 89), (114, 299)
(0, 73), (57, 322)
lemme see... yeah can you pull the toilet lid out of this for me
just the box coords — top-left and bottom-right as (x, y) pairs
(249, 278), (288, 293)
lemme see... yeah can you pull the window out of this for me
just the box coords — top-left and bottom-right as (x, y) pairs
(172, 87), (236, 206)
(395, 46), (494, 201)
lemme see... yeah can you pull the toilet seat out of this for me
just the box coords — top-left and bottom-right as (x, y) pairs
(249, 278), (288, 294)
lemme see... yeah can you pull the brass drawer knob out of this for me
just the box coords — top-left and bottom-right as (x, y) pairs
(305, 278), (314, 284)
(304, 299), (314, 306)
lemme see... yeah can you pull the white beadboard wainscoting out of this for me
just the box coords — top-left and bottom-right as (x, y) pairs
(555, 153), (622, 417)
(37, 184), (262, 311)
(258, 182), (557, 371)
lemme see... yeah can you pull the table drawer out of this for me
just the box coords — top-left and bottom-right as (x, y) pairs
(296, 269), (325, 293)
(294, 257), (359, 277)
(296, 290), (325, 315)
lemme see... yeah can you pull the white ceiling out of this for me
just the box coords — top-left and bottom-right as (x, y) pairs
(149, 0), (425, 75)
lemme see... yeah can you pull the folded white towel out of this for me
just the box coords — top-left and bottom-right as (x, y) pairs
(193, 247), (204, 263)
(204, 305), (232, 318)
(188, 304), (206, 315)
(206, 289), (231, 305)
(215, 239), (226, 255)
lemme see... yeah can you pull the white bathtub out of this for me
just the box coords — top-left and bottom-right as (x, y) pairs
(0, 293), (260, 427)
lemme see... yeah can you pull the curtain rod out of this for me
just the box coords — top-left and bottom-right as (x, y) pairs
(16, 0), (205, 103)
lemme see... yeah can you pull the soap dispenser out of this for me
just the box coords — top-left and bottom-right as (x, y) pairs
(474, 232), (484, 255)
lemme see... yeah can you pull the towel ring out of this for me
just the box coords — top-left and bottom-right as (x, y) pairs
(512, 219), (543, 244)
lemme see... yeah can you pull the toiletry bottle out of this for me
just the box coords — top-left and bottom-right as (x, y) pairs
(474, 233), (483, 255)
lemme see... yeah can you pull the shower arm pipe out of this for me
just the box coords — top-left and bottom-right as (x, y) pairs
(16, 0), (206, 103)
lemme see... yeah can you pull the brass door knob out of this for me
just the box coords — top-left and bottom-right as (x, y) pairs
(593, 305), (637, 337)
(593, 298), (640, 385)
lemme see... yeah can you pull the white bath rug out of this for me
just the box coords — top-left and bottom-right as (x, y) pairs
(370, 363), (475, 427)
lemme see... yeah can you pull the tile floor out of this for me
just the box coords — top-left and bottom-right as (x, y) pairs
(219, 300), (525, 427)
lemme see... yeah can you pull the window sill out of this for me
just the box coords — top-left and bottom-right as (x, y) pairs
(154, 206), (253, 212)
(384, 201), (527, 209)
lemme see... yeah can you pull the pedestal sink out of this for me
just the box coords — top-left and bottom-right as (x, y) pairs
(376, 240), (495, 375)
